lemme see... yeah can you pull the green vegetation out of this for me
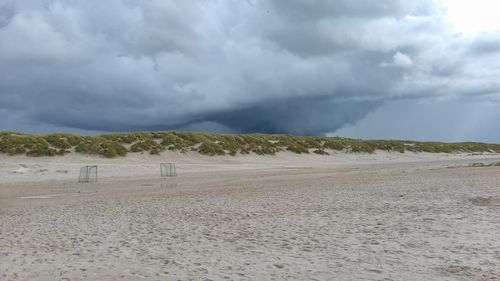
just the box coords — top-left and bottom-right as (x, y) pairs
(1, 131), (499, 158)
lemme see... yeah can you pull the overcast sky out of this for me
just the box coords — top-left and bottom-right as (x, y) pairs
(0, 0), (499, 141)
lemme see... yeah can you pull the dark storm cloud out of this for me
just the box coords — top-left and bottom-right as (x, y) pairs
(209, 98), (381, 135)
(0, 0), (498, 135)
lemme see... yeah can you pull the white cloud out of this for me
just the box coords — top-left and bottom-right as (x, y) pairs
(442, 0), (500, 35)
(392, 52), (413, 68)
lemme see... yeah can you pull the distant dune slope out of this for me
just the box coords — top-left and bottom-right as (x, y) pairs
(1, 131), (500, 158)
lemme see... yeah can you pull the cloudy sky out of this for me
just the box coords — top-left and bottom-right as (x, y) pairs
(0, 0), (499, 142)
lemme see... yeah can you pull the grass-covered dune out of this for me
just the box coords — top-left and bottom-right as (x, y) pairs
(1, 131), (500, 158)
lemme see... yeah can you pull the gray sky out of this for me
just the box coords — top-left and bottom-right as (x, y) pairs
(0, 0), (499, 141)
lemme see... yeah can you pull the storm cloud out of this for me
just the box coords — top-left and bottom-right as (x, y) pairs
(0, 0), (498, 135)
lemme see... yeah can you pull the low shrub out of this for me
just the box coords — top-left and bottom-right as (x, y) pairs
(1, 131), (499, 158)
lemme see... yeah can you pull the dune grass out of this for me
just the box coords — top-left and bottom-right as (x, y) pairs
(1, 131), (499, 158)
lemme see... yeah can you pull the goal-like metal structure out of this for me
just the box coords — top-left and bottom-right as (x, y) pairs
(78, 165), (98, 183)
(160, 163), (177, 177)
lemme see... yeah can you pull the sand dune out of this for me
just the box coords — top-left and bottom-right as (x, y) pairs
(1, 151), (500, 280)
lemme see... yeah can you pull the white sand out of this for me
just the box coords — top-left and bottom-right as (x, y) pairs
(1, 151), (500, 280)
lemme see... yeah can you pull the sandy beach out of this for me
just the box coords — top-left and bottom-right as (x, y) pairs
(1, 151), (500, 280)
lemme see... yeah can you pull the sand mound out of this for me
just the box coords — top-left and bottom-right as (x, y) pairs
(469, 196), (493, 206)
